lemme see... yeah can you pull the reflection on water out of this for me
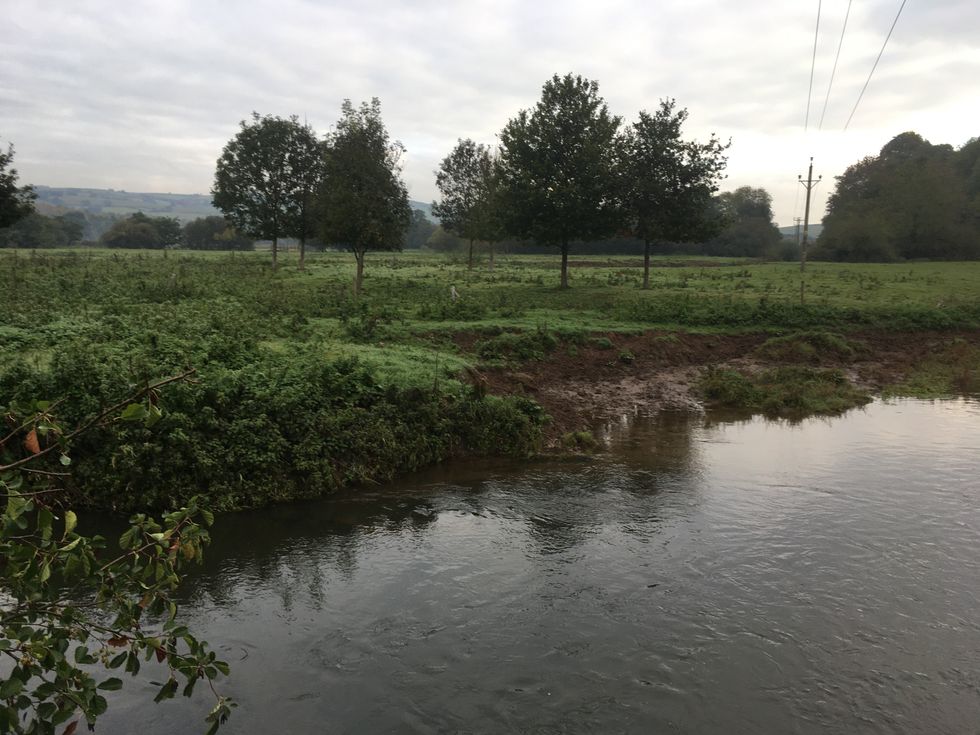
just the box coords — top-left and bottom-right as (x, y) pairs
(97, 399), (980, 734)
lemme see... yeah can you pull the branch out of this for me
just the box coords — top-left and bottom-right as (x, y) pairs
(0, 369), (197, 473)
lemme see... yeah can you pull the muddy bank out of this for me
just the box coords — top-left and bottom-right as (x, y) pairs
(461, 329), (980, 445)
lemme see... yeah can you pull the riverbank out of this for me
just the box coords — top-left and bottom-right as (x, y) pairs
(2, 249), (978, 510)
(465, 328), (980, 445)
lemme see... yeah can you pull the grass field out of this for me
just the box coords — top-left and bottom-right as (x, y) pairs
(2, 248), (978, 510)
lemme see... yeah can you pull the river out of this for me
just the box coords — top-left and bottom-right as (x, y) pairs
(99, 398), (980, 733)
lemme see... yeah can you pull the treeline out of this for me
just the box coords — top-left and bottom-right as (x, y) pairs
(814, 132), (980, 262)
(0, 210), (255, 250)
(418, 185), (787, 260)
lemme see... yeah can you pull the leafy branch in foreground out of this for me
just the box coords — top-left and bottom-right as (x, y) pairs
(1, 372), (233, 734)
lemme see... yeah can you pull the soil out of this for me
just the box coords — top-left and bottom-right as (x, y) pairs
(458, 329), (980, 446)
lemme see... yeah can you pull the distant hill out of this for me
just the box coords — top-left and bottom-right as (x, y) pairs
(779, 223), (823, 240)
(34, 186), (435, 223)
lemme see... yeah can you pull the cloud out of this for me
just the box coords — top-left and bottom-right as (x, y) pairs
(3, 0), (978, 225)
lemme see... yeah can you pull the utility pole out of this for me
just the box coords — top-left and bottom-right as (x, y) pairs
(798, 158), (821, 273)
(794, 217), (803, 247)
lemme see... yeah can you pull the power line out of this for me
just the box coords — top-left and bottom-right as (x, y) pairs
(844, 0), (909, 130)
(818, 0), (853, 130)
(804, 0), (823, 131)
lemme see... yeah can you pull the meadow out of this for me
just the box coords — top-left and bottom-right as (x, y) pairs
(2, 248), (978, 511)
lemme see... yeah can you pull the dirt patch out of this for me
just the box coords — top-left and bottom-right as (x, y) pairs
(459, 329), (980, 446)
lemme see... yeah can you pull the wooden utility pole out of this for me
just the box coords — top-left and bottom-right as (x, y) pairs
(798, 158), (821, 273)
(794, 217), (803, 247)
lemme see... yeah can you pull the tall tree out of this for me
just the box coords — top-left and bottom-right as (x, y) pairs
(497, 74), (623, 289)
(0, 142), (36, 229)
(212, 113), (321, 269)
(622, 99), (729, 288)
(432, 139), (500, 269)
(707, 186), (782, 257)
(818, 132), (980, 261)
(100, 212), (181, 249)
(318, 98), (411, 296)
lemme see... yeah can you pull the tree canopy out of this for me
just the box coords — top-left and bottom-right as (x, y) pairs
(705, 186), (782, 257)
(183, 215), (253, 251)
(432, 139), (502, 269)
(815, 132), (980, 261)
(317, 98), (410, 295)
(0, 142), (36, 230)
(212, 113), (321, 268)
(622, 98), (729, 287)
(100, 212), (181, 249)
(497, 74), (623, 288)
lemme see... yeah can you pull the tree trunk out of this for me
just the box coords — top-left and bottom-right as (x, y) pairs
(468, 239), (474, 270)
(299, 236), (306, 272)
(272, 235), (278, 270)
(353, 250), (365, 297)
(560, 240), (569, 290)
(643, 239), (651, 290)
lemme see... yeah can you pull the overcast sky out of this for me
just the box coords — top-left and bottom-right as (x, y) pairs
(3, 0), (978, 226)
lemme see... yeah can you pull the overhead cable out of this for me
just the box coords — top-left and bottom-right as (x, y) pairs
(804, 0), (823, 131)
(818, 0), (853, 129)
(844, 0), (909, 130)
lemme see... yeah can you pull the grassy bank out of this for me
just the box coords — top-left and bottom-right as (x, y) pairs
(2, 249), (978, 510)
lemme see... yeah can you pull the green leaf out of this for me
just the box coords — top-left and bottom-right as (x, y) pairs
(60, 453), (72, 466)
(153, 678), (177, 703)
(0, 677), (24, 699)
(63, 510), (78, 537)
(120, 403), (147, 421)
(97, 678), (123, 691)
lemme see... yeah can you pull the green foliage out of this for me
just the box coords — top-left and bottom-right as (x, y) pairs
(0, 386), (232, 733)
(816, 132), (980, 262)
(318, 98), (411, 294)
(182, 216), (253, 251)
(561, 430), (598, 451)
(498, 74), (623, 288)
(754, 331), (862, 364)
(699, 365), (872, 418)
(884, 338), (980, 397)
(475, 330), (559, 362)
(0, 142), (36, 230)
(622, 98), (729, 286)
(100, 212), (181, 249)
(0, 213), (83, 249)
(432, 139), (503, 268)
(707, 187), (783, 257)
(212, 112), (322, 266)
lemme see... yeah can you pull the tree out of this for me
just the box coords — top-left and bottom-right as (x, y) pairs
(817, 132), (980, 261)
(706, 187), (782, 257)
(212, 113), (322, 269)
(497, 74), (623, 289)
(0, 142), (36, 229)
(183, 216), (252, 251)
(0, 213), (82, 249)
(403, 209), (436, 250)
(317, 99), (411, 296)
(1, 375), (234, 733)
(622, 99), (729, 288)
(432, 139), (501, 269)
(100, 212), (181, 249)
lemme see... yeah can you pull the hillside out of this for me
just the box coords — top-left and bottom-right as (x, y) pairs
(33, 186), (434, 223)
(778, 223), (823, 240)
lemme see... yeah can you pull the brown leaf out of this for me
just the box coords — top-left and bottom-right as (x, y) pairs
(107, 636), (129, 647)
(62, 720), (79, 735)
(155, 648), (168, 663)
(24, 429), (41, 455)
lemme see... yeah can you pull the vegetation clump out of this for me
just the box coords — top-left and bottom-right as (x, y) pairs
(699, 365), (872, 418)
(754, 331), (863, 364)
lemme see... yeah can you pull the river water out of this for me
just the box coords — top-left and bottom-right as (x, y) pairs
(99, 399), (980, 734)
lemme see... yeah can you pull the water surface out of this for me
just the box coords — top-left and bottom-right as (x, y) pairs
(100, 399), (980, 733)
